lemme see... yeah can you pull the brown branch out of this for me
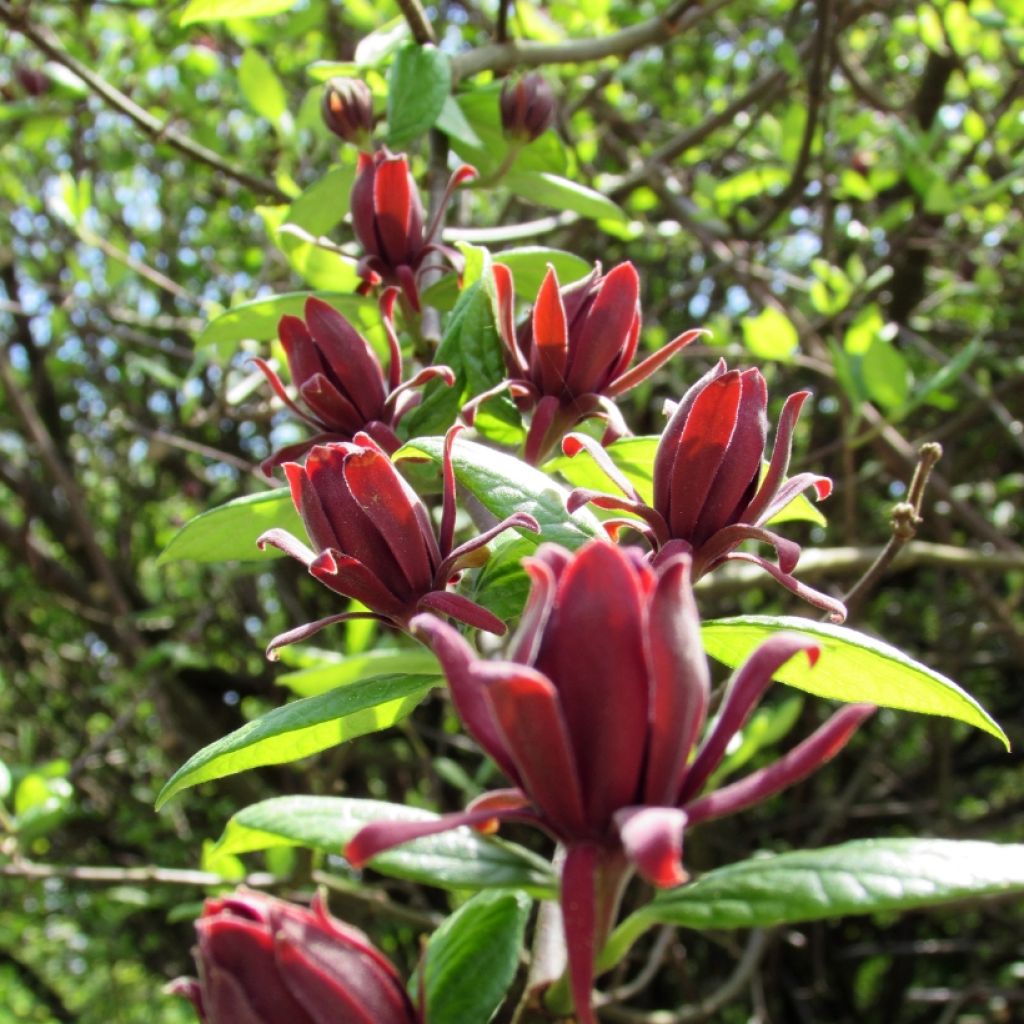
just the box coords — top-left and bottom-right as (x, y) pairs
(0, 2), (289, 202)
(451, 0), (726, 80)
(395, 0), (437, 45)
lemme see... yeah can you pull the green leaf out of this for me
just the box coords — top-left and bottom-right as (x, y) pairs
(306, 61), (362, 82)
(613, 839), (1024, 948)
(276, 227), (362, 292)
(434, 95), (483, 148)
(286, 164), (356, 236)
(180, 0), (296, 25)
(494, 247), (592, 297)
(239, 50), (289, 127)
(714, 166), (789, 206)
(386, 45), (451, 147)
(404, 278), (509, 437)
(546, 436), (658, 506)
(276, 649), (440, 697)
(198, 292), (378, 347)
(862, 338), (910, 412)
(505, 171), (628, 223)
(420, 890), (532, 1024)
(397, 436), (604, 550)
(741, 306), (799, 362)
(212, 796), (557, 895)
(158, 489), (303, 565)
(156, 675), (438, 807)
(701, 616), (1008, 747)
(462, 536), (535, 624)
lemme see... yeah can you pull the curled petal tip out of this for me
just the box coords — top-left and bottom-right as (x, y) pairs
(452, 164), (478, 186)
(561, 434), (586, 457)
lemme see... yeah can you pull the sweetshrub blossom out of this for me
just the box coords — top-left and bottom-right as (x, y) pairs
(564, 360), (847, 620)
(346, 540), (873, 1023)
(465, 262), (702, 465)
(254, 292), (453, 471)
(258, 428), (538, 656)
(169, 888), (419, 1024)
(500, 73), (556, 142)
(352, 149), (476, 310)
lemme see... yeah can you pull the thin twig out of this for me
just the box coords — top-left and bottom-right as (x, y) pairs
(0, 2), (289, 202)
(841, 442), (943, 615)
(394, 0), (436, 45)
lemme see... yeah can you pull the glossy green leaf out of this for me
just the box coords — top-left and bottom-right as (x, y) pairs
(606, 839), (1024, 963)
(198, 292), (378, 346)
(212, 796), (556, 895)
(420, 890), (532, 1024)
(397, 436), (604, 550)
(180, 0), (296, 25)
(285, 164), (356, 236)
(238, 50), (288, 127)
(494, 246), (592, 297)
(505, 171), (628, 223)
(387, 45), (451, 146)
(158, 489), (302, 565)
(701, 616), (1007, 747)
(276, 649), (440, 697)
(156, 675), (438, 807)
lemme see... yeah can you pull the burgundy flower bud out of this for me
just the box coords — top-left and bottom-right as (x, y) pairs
(563, 360), (847, 621)
(467, 262), (701, 465)
(351, 149), (477, 310)
(346, 541), (873, 1024)
(15, 66), (50, 97)
(257, 427), (538, 656)
(169, 888), (419, 1024)
(499, 74), (555, 142)
(254, 292), (454, 472)
(321, 77), (374, 145)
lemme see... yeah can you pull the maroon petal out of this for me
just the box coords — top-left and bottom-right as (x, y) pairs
(652, 359), (728, 519)
(643, 555), (710, 806)
(439, 425), (461, 559)
(309, 549), (409, 618)
(560, 843), (600, 1024)
(482, 663), (589, 836)
(373, 155), (422, 266)
(742, 389), (810, 525)
(492, 263), (528, 375)
(285, 458), (340, 553)
(410, 613), (520, 781)
(299, 373), (366, 434)
(561, 431), (643, 502)
(434, 511), (540, 587)
(265, 611), (385, 661)
(352, 152), (379, 257)
(606, 328), (705, 397)
(341, 448), (435, 593)
(684, 704), (875, 826)
(749, 471), (833, 527)
(565, 488), (668, 546)
(257, 527), (317, 567)
(416, 590), (507, 635)
(261, 433), (352, 476)
(304, 298), (387, 421)
(523, 393), (566, 466)
(614, 806), (688, 888)
(691, 368), (767, 542)
(345, 804), (521, 868)
(422, 164), (477, 245)
(379, 287), (403, 392)
(530, 267), (569, 396)
(679, 633), (820, 804)
(722, 551), (848, 622)
(278, 314), (323, 390)
(666, 371), (743, 541)
(507, 551), (560, 665)
(252, 355), (322, 428)
(566, 262), (640, 395)
(536, 541), (650, 829)
(693, 523), (803, 578)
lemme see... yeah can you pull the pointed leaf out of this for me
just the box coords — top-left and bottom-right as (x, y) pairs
(276, 649), (440, 697)
(180, 0), (296, 25)
(505, 171), (627, 223)
(701, 616), (1007, 747)
(387, 45), (451, 147)
(156, 674), (438, 807)
(212, 796), (556, 895)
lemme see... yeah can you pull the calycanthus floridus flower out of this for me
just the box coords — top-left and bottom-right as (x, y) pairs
(464, 261), (703, 465)
(254, 291), (454, 472)
(257, 427), (538, 657)
(564, 359), (847, 620)
(351, 149), (476, 311)
(345, 540), (874, 1023)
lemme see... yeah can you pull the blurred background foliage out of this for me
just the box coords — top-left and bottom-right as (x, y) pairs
(0, 0), (1022, 1020)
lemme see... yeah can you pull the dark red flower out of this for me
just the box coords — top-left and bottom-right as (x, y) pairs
(466, 262), (700, 465)
(345, 541), (873, 1023)
(564, 360), (846, 620)
(322, 77), (374, 145)
(351, 149), (476, 310)
(258, 427), (538, 656)
(500, 73), (556, 142)
(169, 888), (419, 1024)
(254, 292), (453, 472)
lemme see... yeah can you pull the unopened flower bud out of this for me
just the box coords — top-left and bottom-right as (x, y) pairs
(322, 77), (374, 144)
(500, 74), (555, 143)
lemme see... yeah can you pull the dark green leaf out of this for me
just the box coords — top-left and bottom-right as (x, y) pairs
(212, 796), (556, 895)
(156, 675), (438, 807)
(701, 616), (1007, 746)
(158, 489), (303, 565)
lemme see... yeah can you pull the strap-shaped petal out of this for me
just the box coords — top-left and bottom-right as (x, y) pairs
(299, 373), (365, 434)
(722, 551), (848, 622)
(530, 266), (569, 397)
(561, 843), (600, 1024)
(309, 549), (408, 619)
(606, 327), (705, 397)
(742, 389), (811, 525)
(264, 611), (383, 661)
(614, 806), (688, 888)
(416, 590), (507, 635)
(684, 704), (875, 826)
(693, 523), (803, 578)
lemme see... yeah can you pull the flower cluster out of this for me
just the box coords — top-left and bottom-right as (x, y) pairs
(200, 138), (871, 1024)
